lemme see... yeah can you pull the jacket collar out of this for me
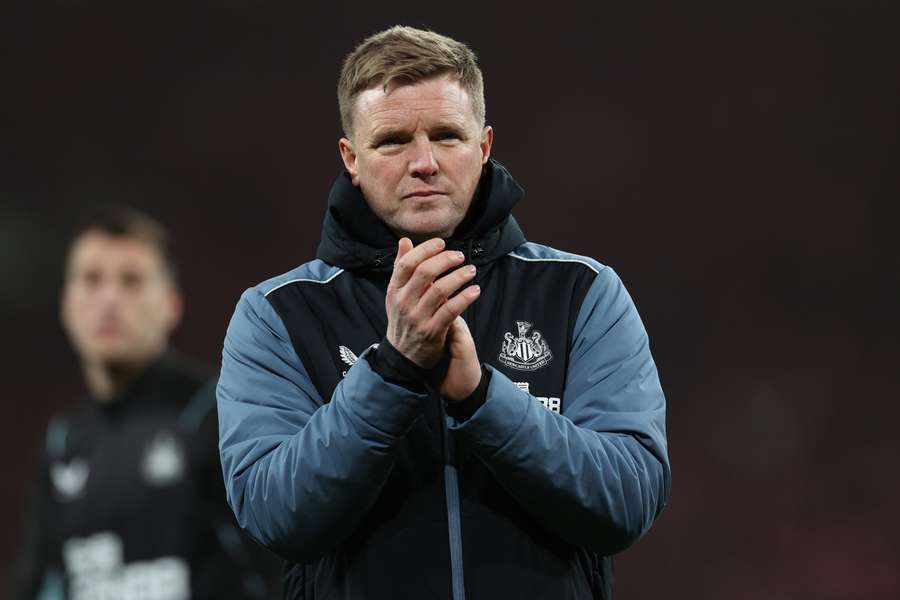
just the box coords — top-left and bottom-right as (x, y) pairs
(315, 159), (526, 273)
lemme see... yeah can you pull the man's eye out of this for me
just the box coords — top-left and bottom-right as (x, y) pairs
(121, 272), (144, 290)
(81, 271), (102, 288)
(435, 132), (460, 141)
(377, 138), (402, 147)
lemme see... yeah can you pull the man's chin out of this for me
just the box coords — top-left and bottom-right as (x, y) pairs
(394, 214), (461, 242)
(82, 344), (151, 369)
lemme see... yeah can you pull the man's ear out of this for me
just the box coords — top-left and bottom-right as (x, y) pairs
(480, 126), (494, 165)
(339, 138), (360, 185)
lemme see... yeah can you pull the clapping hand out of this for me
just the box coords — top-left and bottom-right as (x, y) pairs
(385, 238), (482, 401)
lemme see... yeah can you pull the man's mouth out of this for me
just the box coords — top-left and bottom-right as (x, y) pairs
(404, 190), (444, 199)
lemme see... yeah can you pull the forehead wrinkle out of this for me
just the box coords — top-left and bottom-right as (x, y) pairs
(370, 109), (468, 135)
(366, 106), (474, 142)
(356, 81), (475, 139)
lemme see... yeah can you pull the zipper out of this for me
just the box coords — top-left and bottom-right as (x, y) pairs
(463, 240), (483, 338)
(440, 238), (485, 600)
(440, 398), (466, 600)
(464, 240), (484, 263)
(373, 248), (398, 269)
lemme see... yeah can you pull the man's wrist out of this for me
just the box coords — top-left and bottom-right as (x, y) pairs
(445, 364), (491, 422)
(365, 337), (430, 393)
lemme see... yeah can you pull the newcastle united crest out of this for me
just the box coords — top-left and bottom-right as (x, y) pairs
(499, 321), (553, 371)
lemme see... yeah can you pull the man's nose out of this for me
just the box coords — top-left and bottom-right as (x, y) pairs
(95, 279), (124, 307)
(408, 137), (439, 179)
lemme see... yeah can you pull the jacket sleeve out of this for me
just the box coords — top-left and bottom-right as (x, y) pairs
(12, 435), (64, 600)
(217, 286), (427, 562)
(449, 266), (671, 555)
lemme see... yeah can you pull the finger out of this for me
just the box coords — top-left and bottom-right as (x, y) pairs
(429, 284), (481, 331)
(389, 238), (446, 290)
(417, 264), (476, 317)
(396, 237), (413, 261)
(388, 238), (414, 290)
(402, 249), (467, 299)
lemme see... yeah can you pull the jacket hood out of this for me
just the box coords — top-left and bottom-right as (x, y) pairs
(315, 159), (526, 272)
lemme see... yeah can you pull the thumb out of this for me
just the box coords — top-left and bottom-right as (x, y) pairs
(452, 315), (472, 339)
(447, 316), (475, 356)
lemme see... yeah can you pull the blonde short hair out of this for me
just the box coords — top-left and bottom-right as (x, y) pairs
(338, 26), (485, 138)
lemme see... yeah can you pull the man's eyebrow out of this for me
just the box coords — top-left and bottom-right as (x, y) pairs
(431, 123), (468, 136)
(369, 127), (411, 144)
(368, 120), (469, 146)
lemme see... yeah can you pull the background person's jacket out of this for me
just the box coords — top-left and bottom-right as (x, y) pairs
(13, 352), (280, 600)
(217, 160), (671, 600)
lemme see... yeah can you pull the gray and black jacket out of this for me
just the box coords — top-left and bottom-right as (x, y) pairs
(217, 160), (671, 600)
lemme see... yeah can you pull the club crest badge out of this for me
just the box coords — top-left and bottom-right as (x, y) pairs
(499, 320), (553, 371)
(142, 431), (185, 486)
(51, 458), (90, 501)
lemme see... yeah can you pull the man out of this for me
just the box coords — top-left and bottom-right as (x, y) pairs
(218, 26), (671, 600)
(14, 208), (277, 600)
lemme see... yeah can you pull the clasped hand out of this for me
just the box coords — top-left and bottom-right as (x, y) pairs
(385, 237), (482, 402)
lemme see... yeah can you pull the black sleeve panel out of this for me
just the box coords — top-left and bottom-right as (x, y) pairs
(365, 337), (430, 393)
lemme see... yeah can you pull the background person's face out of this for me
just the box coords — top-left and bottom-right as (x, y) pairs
(339, 75), (493, 240)
(61, 231), (182, 368)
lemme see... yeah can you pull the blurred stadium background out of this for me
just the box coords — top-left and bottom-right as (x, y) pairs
(2, 1), (898, 597)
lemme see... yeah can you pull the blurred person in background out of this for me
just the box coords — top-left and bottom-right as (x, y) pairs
(13, 207), (279, 600)
(217, 26), (670, 600)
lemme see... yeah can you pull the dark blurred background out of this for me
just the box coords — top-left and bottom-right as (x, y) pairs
(2, 1), (898, 597)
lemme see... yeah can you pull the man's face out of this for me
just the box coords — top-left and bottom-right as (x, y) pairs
(339, 74), (493, 240)
(61, 231), (182, 368)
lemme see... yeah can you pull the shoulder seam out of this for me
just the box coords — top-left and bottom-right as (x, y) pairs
(264, 269), (346, 297)
(506, 251), (601, 275)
